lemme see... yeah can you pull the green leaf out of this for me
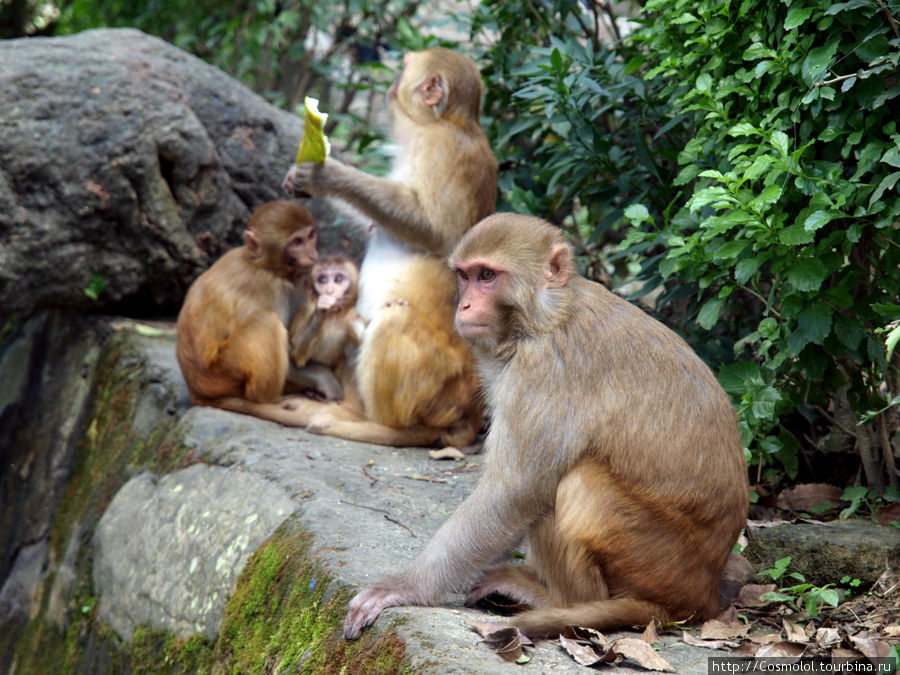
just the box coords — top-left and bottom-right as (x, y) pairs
(784, 7), (813, 30)
(779, 224), (816, 245)
(728, 122), (759, 137)
(550, 47), (563, 73)
(801, 41), (840, 86)
(803, 209), (839, 232)
(870, 171), (900, 206)
(718, 361), (760, 394)
(786, 258), (828, 291)
(791, 303), (834, 351)
(688, 186), (735, 212)
(883, 147), (900, 168)
(716, 240), (749, 259)
(697, 297), (726, 329)
(750, 184), (783, 212)
(624, 203), (651, 222)
(770, 131), (790, 156)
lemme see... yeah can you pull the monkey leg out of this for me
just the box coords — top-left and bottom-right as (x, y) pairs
(213, 311), (289, 403)
(286, 362), (344, 401)
(505, 458), (724, 638)
(465, 565), (552, 611)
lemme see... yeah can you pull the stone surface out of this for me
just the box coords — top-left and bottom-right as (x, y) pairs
(90, 325), (722, 673)
(0, 312), (103, 629)
(744, 519), (900, 587)
(0, 28), (354, 319)
(93, 463), (297, 640)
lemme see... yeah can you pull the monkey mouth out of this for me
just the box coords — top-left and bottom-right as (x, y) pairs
(456, 321), (490, 337)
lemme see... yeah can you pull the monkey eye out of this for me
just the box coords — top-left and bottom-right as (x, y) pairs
(335, 274), (345, 283)
(456, 268), (469, 282)
(316, 275), (328, 284)
(478, 268), (496, 282)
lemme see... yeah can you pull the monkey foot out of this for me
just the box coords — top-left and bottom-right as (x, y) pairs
(466, 577), (542, 613)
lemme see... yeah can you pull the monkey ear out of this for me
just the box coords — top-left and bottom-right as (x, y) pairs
(419, 73), (447, 112)
(545, 244), (573, 288)
(243, 229), (261, 257)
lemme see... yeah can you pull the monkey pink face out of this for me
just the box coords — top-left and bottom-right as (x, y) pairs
(313, 263), (354, 308)
(454, 260), (505, 345)
(284, 225), (318, 277)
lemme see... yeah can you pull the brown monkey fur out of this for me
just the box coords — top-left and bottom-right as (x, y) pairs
(343, 213), (749, 639)
(176, 200), (318, 406)
(223, 48), (497, 447)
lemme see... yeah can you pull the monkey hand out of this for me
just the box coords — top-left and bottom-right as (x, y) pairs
(284, 158), (344, 197)
(343, 584), (407, 639)
(316, 294), (340, 312)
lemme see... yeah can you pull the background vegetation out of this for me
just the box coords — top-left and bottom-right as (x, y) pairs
(2, 0), (898, 505)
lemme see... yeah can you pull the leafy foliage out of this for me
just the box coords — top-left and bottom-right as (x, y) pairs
(475, 0), (900, 491)
(760, 556), (841, 618)
(621, 0), (900, 491)
(471, 0), (687, 278)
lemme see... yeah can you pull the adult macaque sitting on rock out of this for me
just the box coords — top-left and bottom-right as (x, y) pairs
(343, 213), (749, 640)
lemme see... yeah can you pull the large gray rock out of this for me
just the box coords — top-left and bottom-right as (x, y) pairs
(0, 28), (348, 318)
(93, 463), (296, 640)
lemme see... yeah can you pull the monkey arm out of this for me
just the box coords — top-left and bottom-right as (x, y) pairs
(288, 159), (450, 255)
(288, 304), (321, 366)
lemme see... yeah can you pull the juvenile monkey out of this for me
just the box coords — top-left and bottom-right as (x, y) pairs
(226, 47), (497, 446)
(343, 213), (749, 639)
(289, 251), (364, 398)
(176, 200), (318, 406)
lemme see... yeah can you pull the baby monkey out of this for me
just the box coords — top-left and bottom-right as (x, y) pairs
(289, 251), (364, 400)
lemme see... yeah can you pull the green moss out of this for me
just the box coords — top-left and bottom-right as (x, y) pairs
(213, 520), (407, 674)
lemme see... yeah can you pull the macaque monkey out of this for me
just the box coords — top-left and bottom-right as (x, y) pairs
(343, 213), (749, 639)
(228, 47), (497, 446)
(289, 252), (364, 398)
(176, 200), (318, 406)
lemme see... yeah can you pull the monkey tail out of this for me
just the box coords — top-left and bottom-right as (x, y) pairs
(512, 598), (672, 639)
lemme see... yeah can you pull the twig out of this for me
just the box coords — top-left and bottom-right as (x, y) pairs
(362, 466), (378, 486)
(385, 515), (416, 538)
(339, 499), (389, 515)
(396, 473), (449, 483)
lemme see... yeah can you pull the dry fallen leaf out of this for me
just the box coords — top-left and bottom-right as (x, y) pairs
(682, 630), (741, 650)
(748, 633), (784, 645)
(814, 626), (841, 647)
(849, 634), (892, 659)
(613, 637), (675, 671)
(782, 618), (809, 643)
(559, 634), (612, 667)
(874, 502), (900, 526)
(736, 583), (778, 607)
(884, 625), (900, 638)
(776, 483), (843, 511)
(572, 626), (612, 651)
(642, 618), (663, 644)
(474, 624), (529, 663)
(700, 618), (750, 641)
(755, 641), (807, 658)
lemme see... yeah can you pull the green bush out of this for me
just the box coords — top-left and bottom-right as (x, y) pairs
(475, 0), (900, 491)
(625, 0), (899, 490)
